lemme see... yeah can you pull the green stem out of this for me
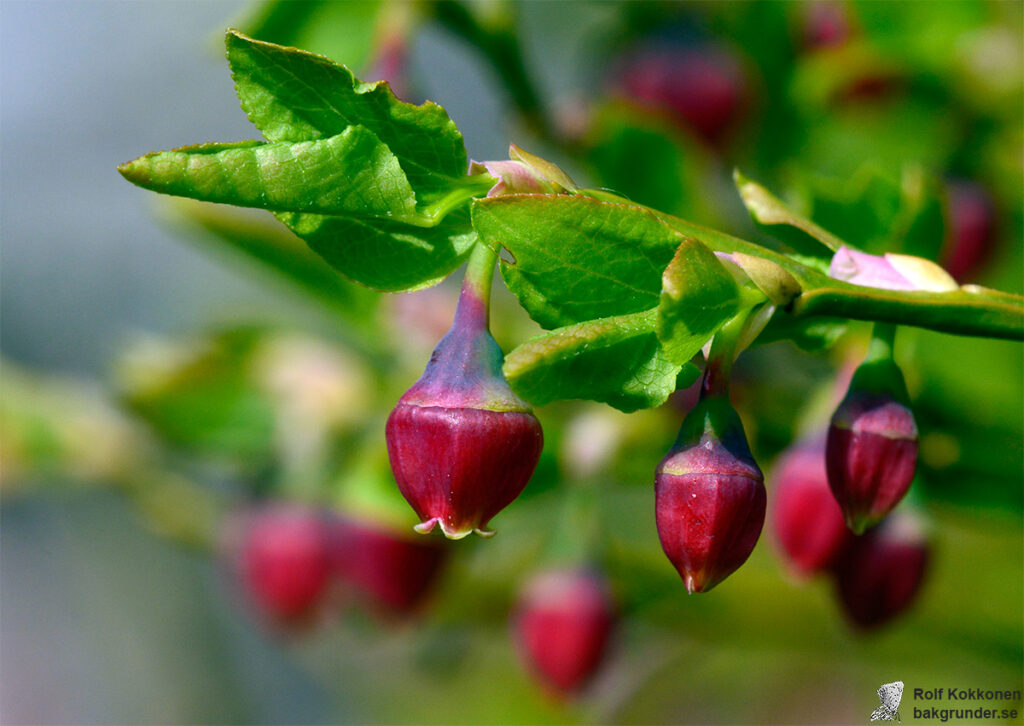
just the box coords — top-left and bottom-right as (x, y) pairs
(790, 285), (1024, 340)
(702, 312), (748, 399)
(543, 488), (601, 566)
(396, 173), (494, 228)
(850, 322), (911, 403)
(865, 322), (897, 364)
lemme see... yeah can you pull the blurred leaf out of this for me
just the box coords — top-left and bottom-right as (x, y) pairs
(130, 470), (221, 550)
(118, 329), (276, 463)
(119, 129), (417, 219)
(0, 361), (143, 491)
(852, 0), (989, 77)
(897, 168), (947, 259)
(912, 328), (1024, 512)
(791, 164), (946, 259)
(707, 1), (794, 87)
(658, 239), (742, 366)
(162, 199), (375, 319)
(226, 30), (466, 195)
(503, 309), (696, 412)
(233, 0), (381, 72)
(277, 209), (477, 292)
(587, 103), (714, 222)
(331, 435), (421, 531)
(796, 98), (961, 179)
(735, 170), (843, 255)
(472, 195), (682, 328)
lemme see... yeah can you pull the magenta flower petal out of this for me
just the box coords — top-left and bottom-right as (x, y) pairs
(829, 246), (917, 291)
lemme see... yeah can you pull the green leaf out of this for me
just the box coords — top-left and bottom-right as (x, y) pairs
(119, 328), (276, 462)
(503, 309), (696, 412)
(734, 170), (844, 255)
(118, 128), (417, 219)
(658, 239), (743, 366)
(277, 210), (477, 292)
(471, 195), (683, 328)
(225, 29), (466, 194)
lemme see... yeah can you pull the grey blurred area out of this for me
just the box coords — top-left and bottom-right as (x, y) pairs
(0, 3), (334, 720)
(3, 0), (266, 377)
(1, 492), (337, 725)
(0, 0), (514, 379)
(0, 2), (498, 723)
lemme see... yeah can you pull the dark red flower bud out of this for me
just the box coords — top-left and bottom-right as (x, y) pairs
(834, 511), (929, 628)
(826, 357), (918, 534)
(771, 438), (854, 576)
(331, 516), (447, 615)
(230, 504), (334, 628)
(943, 180), (997, 283)
(386, 283), (543, 539)
(614, 42), (749, 145)
(802, 2), (854, 50)
(655, 396), (766, 593)
(513, 569), (615, 695)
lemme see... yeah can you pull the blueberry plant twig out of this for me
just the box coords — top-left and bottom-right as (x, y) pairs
(786, 285), (1023, 340)
(583, 188), (1024, 341)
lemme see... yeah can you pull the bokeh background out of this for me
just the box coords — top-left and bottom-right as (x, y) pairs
(2, 1), (1022, 724)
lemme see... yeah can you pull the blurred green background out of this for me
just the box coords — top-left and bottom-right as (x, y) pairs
(1, 1), (1021, 724)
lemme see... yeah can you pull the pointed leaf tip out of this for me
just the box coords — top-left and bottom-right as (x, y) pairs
(735, 171), (844, 255)
(114, 133), (417, 219)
